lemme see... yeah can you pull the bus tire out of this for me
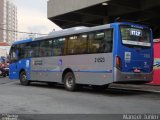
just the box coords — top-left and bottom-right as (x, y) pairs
(64, 72), (77, 91)
(19, 71), (30, 86)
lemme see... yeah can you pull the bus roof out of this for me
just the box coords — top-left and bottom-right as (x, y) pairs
(34, 23), (111, 41)
(12, 22), (150, 45)
(35, 22), (150, 41)
(12, 38), (33, 45)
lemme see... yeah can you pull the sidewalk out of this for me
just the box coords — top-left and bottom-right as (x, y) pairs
(109, 83), (160, 93)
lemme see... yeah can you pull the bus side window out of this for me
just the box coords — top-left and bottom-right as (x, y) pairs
(88, 32), (102, 53)
(39, 40), (52, 57)
(25, 43), (32, 58)
(53, 38), (65, 56)
(67, 35), (87, 55)
(88, 33), (94, 53)
(103, 29), (113, 53)
(77, 34), (87, 54)
(10, 45), (18, 62)
(67, 36), (76, 54)
(18, 44), (25, 59)
(31, 42), (39, 57)
(88, 29), (113, 54)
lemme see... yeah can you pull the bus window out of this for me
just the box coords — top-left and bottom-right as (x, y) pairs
(53, 38), (66, 56)
(10, 45), (18, 62)
(89, 31), (105, 53)
(39, 40), (52, 57)
(18, 44), (26, 59)
(15, 43), (37, 59)
(103, 29), (113, 53)
(30, 42), (39, 57)
(78, 34), (87, 54)
(121, 25), (151, 47)
(88, 29), (113, 53)
(24, 43), (32, 58)
(67, 35), (78, 54)
(67, 34), (87, 55)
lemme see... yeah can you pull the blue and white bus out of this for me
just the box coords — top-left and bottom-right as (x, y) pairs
(9, 22), (153, 91)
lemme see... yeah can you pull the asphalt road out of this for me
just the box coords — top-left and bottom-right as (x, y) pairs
(0, 76), (12, 84)
(0, 77), (160, 114)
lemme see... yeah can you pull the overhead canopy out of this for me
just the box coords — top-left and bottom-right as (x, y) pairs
(48, 0), (160, 38)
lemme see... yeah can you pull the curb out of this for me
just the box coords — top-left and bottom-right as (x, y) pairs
(109, 84), (160, 93)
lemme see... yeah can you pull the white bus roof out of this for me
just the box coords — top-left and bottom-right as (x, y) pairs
(34, 24), (111, 41)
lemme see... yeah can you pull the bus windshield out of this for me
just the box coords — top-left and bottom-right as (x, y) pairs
(121, 25), (151, 47)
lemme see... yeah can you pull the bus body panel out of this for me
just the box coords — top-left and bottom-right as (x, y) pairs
(30, 57), (62, 82)
(9, 62), (19, 79)
(111, 23), (153, 83)
(118, 44), (153, 73)
(9, 58), (31, 80)
(30, 53), (113, 85)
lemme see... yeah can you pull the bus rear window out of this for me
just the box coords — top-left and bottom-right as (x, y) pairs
(120, 25), (151, 47)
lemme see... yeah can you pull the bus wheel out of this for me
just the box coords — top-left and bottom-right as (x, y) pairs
(20, 71), (30, 86)
(64, 72), (76, 91)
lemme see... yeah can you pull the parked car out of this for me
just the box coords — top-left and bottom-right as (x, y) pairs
(0, 67), (8, 77)
(0, 56), (9, 77)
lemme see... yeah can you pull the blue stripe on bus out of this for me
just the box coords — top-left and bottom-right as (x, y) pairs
(32, 70), (62, 72)
(32, 70), (112, 73)
(78, 70), (112, 73)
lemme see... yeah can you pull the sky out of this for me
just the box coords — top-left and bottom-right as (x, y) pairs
(14, 0), (61, 39)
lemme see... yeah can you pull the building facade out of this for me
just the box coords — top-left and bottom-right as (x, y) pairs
(0, 0), (17, 43)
